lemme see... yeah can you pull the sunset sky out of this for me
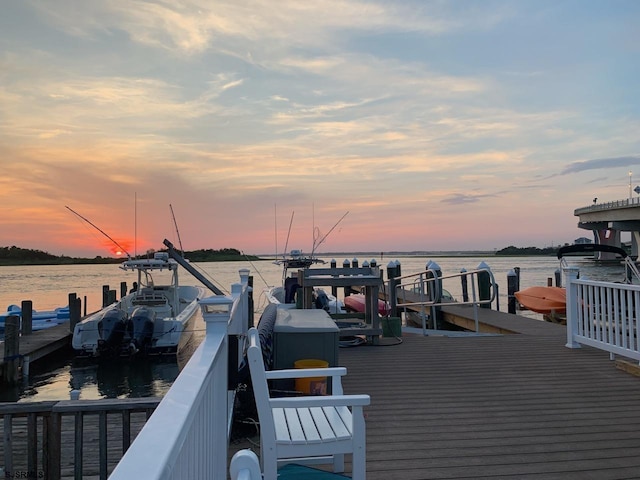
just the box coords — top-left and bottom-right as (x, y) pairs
(1, 1), (639, 258)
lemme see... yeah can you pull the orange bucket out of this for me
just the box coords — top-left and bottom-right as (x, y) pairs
(294, 359), (329, 395)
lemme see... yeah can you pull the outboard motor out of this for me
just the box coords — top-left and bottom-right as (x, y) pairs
(313, 289), (331, 311)
(97, 308), (128, 354)
(127, 306), (156, 355)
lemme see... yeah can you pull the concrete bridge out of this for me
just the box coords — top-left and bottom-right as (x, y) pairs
(575, 197), (640, 259)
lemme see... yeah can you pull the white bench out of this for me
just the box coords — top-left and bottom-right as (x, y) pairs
(247, 327), (370, 480)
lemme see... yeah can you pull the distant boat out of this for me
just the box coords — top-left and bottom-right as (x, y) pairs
(515, 286), (566, 315)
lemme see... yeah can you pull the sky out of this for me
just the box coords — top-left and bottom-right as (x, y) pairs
(1, 0), (639, 258)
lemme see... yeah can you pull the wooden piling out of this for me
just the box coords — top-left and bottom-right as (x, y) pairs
(460, 268), (469, 302)
(342, 259), (351, 298)
(3, 316), (20, 385)
(69, 294), (81, 333)
(120, 282), (127, 299)
(21, 300), (33, 336)
(477, 262), (492, 309)
(102, 285), (110, 308)
(507, 269), (518, 314)
(387, 261), (398, 317)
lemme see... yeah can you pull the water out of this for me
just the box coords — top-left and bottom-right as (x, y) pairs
(0, 254), (630, 402)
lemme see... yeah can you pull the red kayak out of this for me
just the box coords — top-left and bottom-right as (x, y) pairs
(344, 293), (390, 316)
(514, 286), (566, 314)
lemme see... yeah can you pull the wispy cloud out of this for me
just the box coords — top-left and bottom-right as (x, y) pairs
(561, 156), (640, 175)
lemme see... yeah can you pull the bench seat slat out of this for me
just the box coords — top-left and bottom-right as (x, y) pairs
(322, 406), (351, 440)
(283, 408), (306, 444)
(297, 408), (322, 443)
(273, 408), (291, 442)
(309, 407), (338, 441)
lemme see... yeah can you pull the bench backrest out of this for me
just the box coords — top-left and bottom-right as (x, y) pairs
(247, 327), (276, 442)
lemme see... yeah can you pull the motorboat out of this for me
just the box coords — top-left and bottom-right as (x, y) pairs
(265, 249), (346, 314)
(72, 242), (215, 357)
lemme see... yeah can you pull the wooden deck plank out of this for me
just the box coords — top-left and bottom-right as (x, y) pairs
(231, 311), (640, 479)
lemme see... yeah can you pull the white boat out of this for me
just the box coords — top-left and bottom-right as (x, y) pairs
(72, 248), (209, 356)
(0, 304), (70, 332)
(265, 249), (346, 313)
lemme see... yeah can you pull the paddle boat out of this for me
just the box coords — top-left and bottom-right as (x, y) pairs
(515, 244), (640, 319)
(0, 304), (70, 332)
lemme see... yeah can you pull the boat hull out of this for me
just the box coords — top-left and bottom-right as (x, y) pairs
(515, 286), (566, 315)
(72, 285), (207, 357)
(344, 293), (390, 316)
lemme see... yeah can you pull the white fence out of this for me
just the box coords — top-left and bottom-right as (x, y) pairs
(109, 269), (251, 480)
(565, 266), (640, 363)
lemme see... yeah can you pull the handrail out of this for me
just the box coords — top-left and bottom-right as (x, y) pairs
(109, 269), (251, 480)
(0, 398), (159, 480)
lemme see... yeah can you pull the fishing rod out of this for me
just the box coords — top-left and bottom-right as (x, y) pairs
(169, 204), (184, 254)
(65, 205), (131, 258)
(311, 210), (349, 256)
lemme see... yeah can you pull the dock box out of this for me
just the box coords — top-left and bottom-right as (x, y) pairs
(272, 309), (339, 394)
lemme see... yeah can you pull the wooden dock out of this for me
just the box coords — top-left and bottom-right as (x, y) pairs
(231, 309), (640, 479)
(0, 323), (72, 382)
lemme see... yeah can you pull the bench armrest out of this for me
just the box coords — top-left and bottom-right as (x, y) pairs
(270, 394), (370, 408)
(264, 366), (347, 380)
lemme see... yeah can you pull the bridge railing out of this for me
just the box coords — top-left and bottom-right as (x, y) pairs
(565, 266), (640, 364)
(574, 196), (640, 215)
(109, 269), (251, 480)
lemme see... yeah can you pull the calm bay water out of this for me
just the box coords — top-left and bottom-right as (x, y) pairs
(0, 254), (630, 402)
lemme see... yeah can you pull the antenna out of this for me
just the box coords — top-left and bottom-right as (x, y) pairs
(274, 204), (278, 261)
(66, 205), (131, 258)
(134, 192), (137, 259)
(169, 204), (184, 254)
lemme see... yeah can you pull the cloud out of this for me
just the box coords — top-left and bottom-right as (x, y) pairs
(441, 192), (497, 205)
(561, 156), (640, 175)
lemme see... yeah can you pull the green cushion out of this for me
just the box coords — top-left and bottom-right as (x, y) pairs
(277, 463), (350, 479)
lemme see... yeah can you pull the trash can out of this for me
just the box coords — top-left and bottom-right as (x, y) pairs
(294, 359), (329, 395)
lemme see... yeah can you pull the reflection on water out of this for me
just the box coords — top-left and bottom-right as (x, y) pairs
(0, 311), (204, 402)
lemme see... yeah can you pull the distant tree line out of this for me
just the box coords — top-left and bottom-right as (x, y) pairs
(494, 245), (563, 256)
(0, 246), (259, 266)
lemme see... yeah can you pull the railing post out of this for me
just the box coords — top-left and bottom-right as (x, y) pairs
(564, 267), (581, 349)
(200, 295), (233, 480)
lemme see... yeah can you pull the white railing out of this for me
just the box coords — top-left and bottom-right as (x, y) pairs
(565, 266), (640, 364)
(110, 269), (251, 480)
(574, 196), (640, 215)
